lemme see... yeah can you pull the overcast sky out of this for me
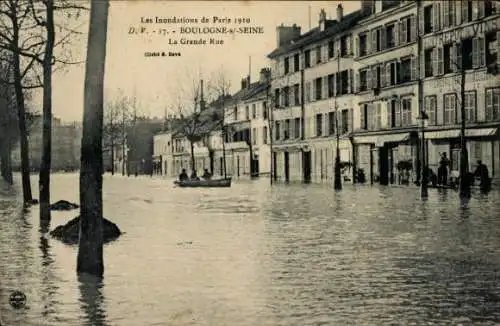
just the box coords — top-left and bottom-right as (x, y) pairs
(30, 1), (360, 122)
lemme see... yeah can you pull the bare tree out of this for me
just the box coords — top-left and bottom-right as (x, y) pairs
(77, 0), (109, 277)
(0, 53), (15, 184)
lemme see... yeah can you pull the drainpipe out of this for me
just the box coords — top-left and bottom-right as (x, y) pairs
(300, 47), (305, 141)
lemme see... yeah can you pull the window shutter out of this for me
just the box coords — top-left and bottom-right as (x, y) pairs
(437, 47), (444, 75)
(335, 38), (341, 56)
(477, 0), (485, 18)
(450, 44), (457, 72)
(395, 100), (401, 127)
(322, 44), (328, 62)
(353, 35), (358, 57)
(311, 81), (316, 102)
(289, 87), (294, 107)
(333, 73), (337, 96)
(433, 3), (441, 32)
(380, 65), (386, 88)
(310, 49), (316, 66)
(349, 35), (353, 56)
(432, 47), (438, 76)
(456, 95), (461, 124)
(371, 29), (377, 53)
(411, 56), (418, 80)
(380, 27), (387, 51)
(461, 0), (468, 23)
(349, 69), (354, 93)
(348, 108), (353, 132)
(385, 63), (391, 86)
(279, 59), (285, 76)
(393, 21), (399, 47)
(322, 76), (328, 99)
(497, 31), (500, 61)
(387, 100), (392, 128)
(399, 20), (406, 44)
(456, 43), (462, 71)
(366, 69), (372, 89)
(478, 38), (485, 67)
(366, 31), (371, 54)
(323, 113), (328, 136)
(443, 2), (450, 27)
(338, 111), (343, 133)
(371, 66), (378, 88)
(305, 81), (311, 103)
(472, 38), (479, 68)
(355, 71), (360, 93)
(411, 15), (417, 41)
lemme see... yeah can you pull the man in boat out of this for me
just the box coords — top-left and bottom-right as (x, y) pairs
(202, 168), (212, 180)
(178, 169), (188, 181)
(190, 170), (200, 180)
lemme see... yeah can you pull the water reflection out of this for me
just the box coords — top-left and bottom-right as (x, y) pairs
(78, 274), (109, 326)
(39, 220), (59, 321)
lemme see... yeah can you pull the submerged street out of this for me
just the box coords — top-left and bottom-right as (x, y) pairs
(1, 174), (500, 325)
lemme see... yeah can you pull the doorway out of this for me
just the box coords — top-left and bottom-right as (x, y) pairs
(219, 157), (223, 176)
(302, 150), (312, 183)
(272, 151), (278, 180)
(379, 145), (389, 185)
(284, 151), (290, 182)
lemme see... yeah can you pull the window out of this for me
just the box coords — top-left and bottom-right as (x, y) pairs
(233, 106), (238, 120)
(263, 126), (268, 144)
(316, 46), (322, 64)
(464, 91), (476, 122)
(340, 35), (348, 57)
(275, 121), (280, 140)
(328, 74), (334, 97)
(443, 1), (456, 27)
(274, 89), (280, 108)
(372, 28), (381, 52)
(360, 103), (368, 130)
(294, 53), (300, 72)
(401, 98), (412, 126)
(341, 109), (349, 134)
(315, 77), (322, 100)
(263, 101), (268, 119)
(485, 87), (500, 121)
(485, 32), (498, 66)
(294, 117), (301, 138)
(328, 40), (334, 58)
(336, 70), (349, 95)
(252, 104), (256, 119)
(328, 111), (335, 135)
(472, 37), (486, 68)
(359, 33), (367, 56)
(293, 84), (300, 105)
(443, 93), (456, 125)
(283, 119), (290, 140)
(462, 0), (473, 23)
(485, 0), (497, 17)
(359, 69), (368, 91)
(245, 106), (250, 120)
(424, 5), (433, 34)
(252, 128), (257, 145)
(399, 57), (411, 83)
(424, 95), (437, 125)
(443, 43), (453, 74)
(371, 65), (382, 89)
(284, 57), (290, 74)
(316, 114), (323, 136)
(461, 38), (473, 70)
(283, 86), (290, 107)
(386, 61), (398, 86)
(304, 50), (311, 68)
(386, 24), (396, 49)
(425, 48), (434, 77)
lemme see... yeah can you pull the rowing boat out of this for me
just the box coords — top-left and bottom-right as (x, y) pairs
(174, 177), (232, 188)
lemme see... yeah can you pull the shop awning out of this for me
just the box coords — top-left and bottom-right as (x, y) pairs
(425, 128), (497, 139)
(354, 133), (410, 146)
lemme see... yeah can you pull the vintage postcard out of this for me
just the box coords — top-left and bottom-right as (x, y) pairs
(1, 0), (500, 325)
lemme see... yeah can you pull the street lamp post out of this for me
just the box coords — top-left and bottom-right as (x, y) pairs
(418, 111), (429, 199)
(334, 50), (342, 190)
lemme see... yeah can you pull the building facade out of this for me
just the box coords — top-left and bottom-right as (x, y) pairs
(268, 5), (368, 183)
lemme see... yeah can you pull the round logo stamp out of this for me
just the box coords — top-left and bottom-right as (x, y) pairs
(9, 291), (27, 309)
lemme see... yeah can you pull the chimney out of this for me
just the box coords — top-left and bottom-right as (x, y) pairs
(259, 68), (271, 83)
(241, 77), (248, 90)
(375, 0), (383, 14)
(319, 8), (327, 31)
(276, 24), (301, 47)
(360, 0), (374, 14)
(336, 4), (344, 21)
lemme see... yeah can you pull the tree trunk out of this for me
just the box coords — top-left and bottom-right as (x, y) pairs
(190, 141), (195, 173)
(1, 144), (13, 185)
(459, 66), (470, 198)
(12, 27), (32, 203)
(39, 0), (55, 222)
(77, 0), (109, 277)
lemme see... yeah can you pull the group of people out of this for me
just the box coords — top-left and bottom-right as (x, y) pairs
(434, 152), (491, 190)
(178, 168), (212, 181)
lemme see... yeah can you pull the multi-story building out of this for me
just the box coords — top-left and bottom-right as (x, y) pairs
(351, 0), (500, 185)
(268, 4), (369, 183)
(223, 68), (272, 177)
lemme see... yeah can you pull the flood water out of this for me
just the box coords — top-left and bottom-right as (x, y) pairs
(1, 173), (500, 325)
